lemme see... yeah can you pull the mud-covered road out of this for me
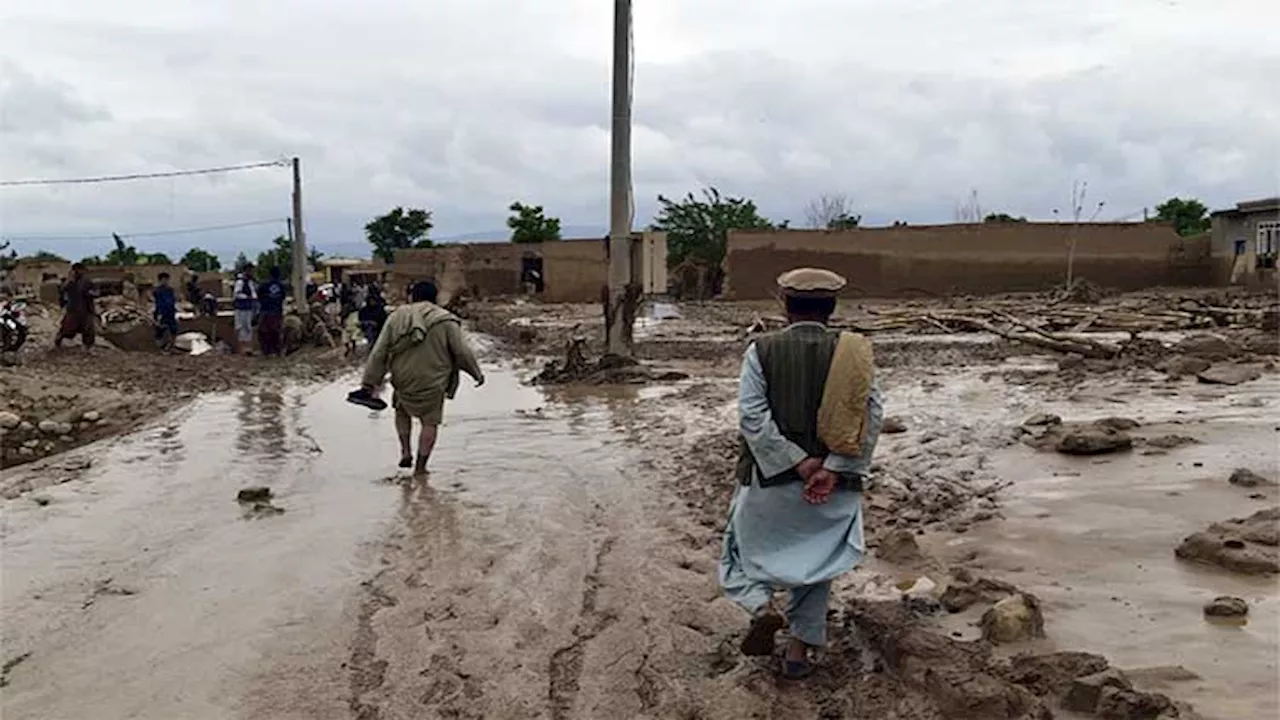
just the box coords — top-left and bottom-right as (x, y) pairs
(4, 310), (1279, 719)
(1, 363), (842, 720)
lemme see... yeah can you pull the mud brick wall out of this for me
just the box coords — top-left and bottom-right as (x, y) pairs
(723, 223), (1214, 299)
(393, 239), (607, 304)
(541, 239), (607, 303)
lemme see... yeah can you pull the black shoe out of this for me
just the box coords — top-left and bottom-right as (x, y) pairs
(347, 388), (387, 411)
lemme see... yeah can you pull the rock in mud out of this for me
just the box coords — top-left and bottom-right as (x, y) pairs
(876, 527), (924, 563)
(941, 575), (1019, 613)
(1228, 468), (1275, 488)
(236, 486), (273, 503)
(1202, 596), (1248, 618)
(1064, 668), (1132, 713)
(81, 410), (101, 423)
(1146, 435), (1198, 450)
(37, 420), (58, 435)
(980, 593), (1045, 644)
(1094, 417), (1140, 431)
(1096, 685), (1177, 719)
(1161, 356), (1212, 378)
(1174, 507), (1280, 575)
(1174, 334), (1239, 361)
(847, 599), (1053, 718)
(881, 416), (908, 434)
(1023, 413), (1062, 427)
(1004, 651), (1110, 699)
(1196, 364), (1262, 386)
(1055, 427), (1133, 456)
(0, 412), (19, 430)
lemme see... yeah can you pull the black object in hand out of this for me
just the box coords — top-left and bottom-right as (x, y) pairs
(346, 387), (387, 411)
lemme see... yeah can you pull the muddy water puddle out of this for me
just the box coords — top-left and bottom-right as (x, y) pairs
(924, 373), (1280, 720)
(2, 363), (669, 720)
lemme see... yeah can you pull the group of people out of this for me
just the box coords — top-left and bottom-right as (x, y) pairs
(229, 264), (289, 355)
(353, 266), (881, 680)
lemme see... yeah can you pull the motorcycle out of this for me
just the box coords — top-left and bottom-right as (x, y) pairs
(0, 299), (29, 352)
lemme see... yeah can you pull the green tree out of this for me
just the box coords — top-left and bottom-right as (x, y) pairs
(365, 207), (434, 263)
(984, 213), (1027, 223)
(1153, 197), (1211, 237)
(105, 245), (140, 265)
(253, 236), (324, 282)
(234, 252), (251, 272)
(181, 247), (222, 272)
(81, 255), (104, 265)
(507, 202), (562, 244)
(24, 250), (68, 262)
(649, 187), (778, 268)
(141, 252), (173, 265)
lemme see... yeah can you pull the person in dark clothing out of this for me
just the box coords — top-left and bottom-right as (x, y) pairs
(358, 284), (388, 347)
(186, 274), (202, 309)
(257, 266), (287, 357)
(55, 263), (97, 348)
(153, 272), (180, 349)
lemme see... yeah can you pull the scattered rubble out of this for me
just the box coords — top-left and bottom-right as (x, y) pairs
(1174, 507), (1280, 574)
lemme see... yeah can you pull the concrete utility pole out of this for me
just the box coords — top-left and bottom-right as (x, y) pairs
(290, 157), (307, 304)
(604, 0), (634, 356)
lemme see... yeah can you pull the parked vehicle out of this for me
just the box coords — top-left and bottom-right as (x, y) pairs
(0, 299), (29, 352)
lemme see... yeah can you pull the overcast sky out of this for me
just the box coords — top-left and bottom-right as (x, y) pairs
(1, 0), (1277, 261)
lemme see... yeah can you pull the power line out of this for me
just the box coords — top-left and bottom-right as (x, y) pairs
(2, 218), (288, 243)
(0, 160), (289, 188)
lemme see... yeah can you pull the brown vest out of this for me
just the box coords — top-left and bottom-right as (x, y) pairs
(735, 324), (841, 487)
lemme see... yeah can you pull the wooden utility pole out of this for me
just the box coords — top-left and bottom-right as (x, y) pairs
(290, 157), (307, 303)
(604, 0), (634, 356)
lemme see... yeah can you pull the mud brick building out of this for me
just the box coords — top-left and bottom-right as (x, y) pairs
(390, 233), (668, 304)
(1210, 197), (1280, 289)
(722, 222), (1213, 299)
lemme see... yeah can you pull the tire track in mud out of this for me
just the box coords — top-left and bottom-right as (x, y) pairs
(548, 532), (618, 720)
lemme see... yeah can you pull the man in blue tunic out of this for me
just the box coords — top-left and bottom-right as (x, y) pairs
(719, 267), (884, 679)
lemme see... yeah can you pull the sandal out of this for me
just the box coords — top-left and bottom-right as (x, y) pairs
(781, 658), (812, 680)
(347, 387), (388, 411)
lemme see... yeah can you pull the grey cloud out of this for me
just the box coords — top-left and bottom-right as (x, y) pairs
(1, 0), (1277, 261)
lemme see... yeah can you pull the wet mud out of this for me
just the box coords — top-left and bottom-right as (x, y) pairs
(3, 292), (1278, 719)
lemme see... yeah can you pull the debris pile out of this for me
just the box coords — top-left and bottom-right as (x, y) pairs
(534, 337), (688, 385)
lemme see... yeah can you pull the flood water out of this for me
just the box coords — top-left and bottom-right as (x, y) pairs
(912, 370), (1280, 720)
(0, 363), (654, 719)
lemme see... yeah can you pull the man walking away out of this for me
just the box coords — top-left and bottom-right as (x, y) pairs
(718, 267), (884, 680)
(153, 272), (179, 350)
(358, 284), (388, 348)
(257, 266), (287, 357)
(356, 281), (484, 475)
(55, 263), (97, 348)
(232, 264), (258, 355)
